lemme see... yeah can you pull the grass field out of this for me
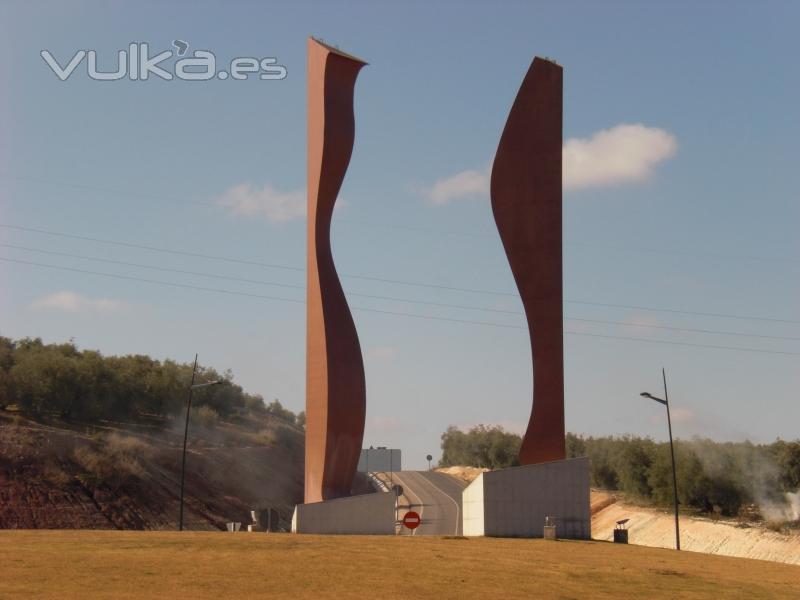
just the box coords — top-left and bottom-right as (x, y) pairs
(1, 531), (798, 599)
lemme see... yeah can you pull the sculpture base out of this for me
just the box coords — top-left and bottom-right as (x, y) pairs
(291, 491), (396, 535)
(462, 457), (590, 539)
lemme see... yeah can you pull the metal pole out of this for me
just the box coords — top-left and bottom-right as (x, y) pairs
(663, 367), (680, 551)
(178, 354), (198, 532)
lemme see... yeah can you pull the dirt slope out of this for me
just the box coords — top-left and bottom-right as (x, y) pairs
(0, 412), (306, 530)
(435, 465), (488, 483)
(593, 492), (800, 565)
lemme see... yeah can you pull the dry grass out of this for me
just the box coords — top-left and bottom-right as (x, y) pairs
(73, 433), (153, 490)
(1, 531), (798, 599)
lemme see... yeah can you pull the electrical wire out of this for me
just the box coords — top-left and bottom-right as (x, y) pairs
(4, 175), (799, 264)
(2, 223), (798, 325)
(3, 242), (799, 341)
(2, 255), (799, 357)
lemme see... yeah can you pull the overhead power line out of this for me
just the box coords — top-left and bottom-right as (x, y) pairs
(0, 224), (305, 273)
(1, 175), (213, 208)
(0, 242), (515, 314)
(2, 255), (799, 357)
(565, 317), (800, 342)
(4, 175), (799, 264)
(560, 331), (800, 357)
(566, 300), (800, 325)
(3, 242), (799, 342)
(0, 256), (304, 305)
(0, 223), (510, 295)
(2, 222), (798, 326)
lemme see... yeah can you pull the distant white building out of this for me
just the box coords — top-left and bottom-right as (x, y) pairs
(357, 447), (401, 472)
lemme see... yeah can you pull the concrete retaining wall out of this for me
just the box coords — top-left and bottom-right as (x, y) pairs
(291, 491), (396, 535)
(462, 457), (590, 539)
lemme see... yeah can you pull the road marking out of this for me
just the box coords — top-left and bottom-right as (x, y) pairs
(394, 473), (424, 536)
(419, 473), (461, 536)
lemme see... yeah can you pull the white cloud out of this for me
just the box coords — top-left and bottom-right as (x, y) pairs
(30, 291), (124, 314)
(428, 167), (489, 205)
(424, 123), (677, 204)
(564, 123), (677, 190)
(217, 182), (305, 222)
(367, 416), (402, 433)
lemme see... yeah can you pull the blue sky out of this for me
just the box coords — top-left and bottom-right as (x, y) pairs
(1, 1), (798, 468)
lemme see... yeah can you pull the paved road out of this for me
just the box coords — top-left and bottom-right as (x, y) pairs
(391, 471), (467, 536)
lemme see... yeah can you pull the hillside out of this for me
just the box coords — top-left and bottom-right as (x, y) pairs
(0, 337), (337, 530)
(0, 411), (307, 530)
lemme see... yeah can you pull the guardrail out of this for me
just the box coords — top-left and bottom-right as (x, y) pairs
(367, 472), (391, 493)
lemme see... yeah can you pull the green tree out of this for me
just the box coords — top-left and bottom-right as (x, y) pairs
(3, 336), (292, 425)
(771, 440), (800, 491)
(565, 432), (586, 458)
(11, 343), (81, 416)
(0, 336), (15, 409)
(439, 425), (520, 469)
(615, 436), (655, 497)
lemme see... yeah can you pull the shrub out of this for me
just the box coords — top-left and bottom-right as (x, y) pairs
(256, 424), (301, 449)
(274, 424), (301, 450)
(265, 399), (297, 425)
(244, 394), (266, 414)
(192, 405), (220, 429)
(42, 462), (72, 486)
(73, 433), (152, 491)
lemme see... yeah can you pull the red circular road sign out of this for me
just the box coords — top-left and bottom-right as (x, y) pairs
(403, 511), (421, 530)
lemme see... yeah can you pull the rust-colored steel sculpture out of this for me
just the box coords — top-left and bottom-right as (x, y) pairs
(490, 57), (566, 465)
(305, 37), (367, 504)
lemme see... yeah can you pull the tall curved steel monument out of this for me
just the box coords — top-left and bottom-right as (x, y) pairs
(305, 37), (367, 504)
(490, 57), (566, 465)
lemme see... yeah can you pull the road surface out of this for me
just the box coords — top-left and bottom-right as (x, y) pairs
(390, 471), (467, 536)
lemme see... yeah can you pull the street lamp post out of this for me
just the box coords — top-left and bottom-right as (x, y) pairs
(640, 367), (680, 551)
(178, 354), (223, 532)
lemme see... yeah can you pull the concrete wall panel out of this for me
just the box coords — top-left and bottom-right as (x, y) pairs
(462, 457), (590, 539)
(292, 491), (395, 535)
(462, 472), (486, 536)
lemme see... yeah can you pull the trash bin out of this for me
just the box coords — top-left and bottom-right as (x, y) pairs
(614, 518), (629, 544)
(543, 516), (557, 540)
